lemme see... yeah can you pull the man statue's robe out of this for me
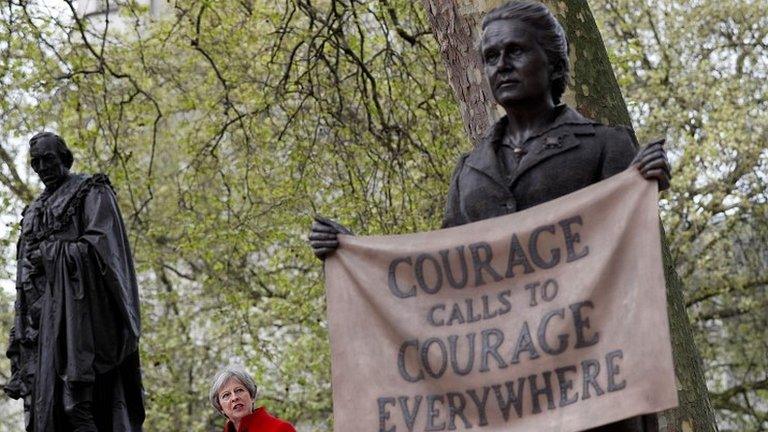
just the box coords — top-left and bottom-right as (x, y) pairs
(5, 173), (145, 431)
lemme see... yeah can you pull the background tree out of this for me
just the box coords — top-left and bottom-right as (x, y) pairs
(593, 1), (768, 429)
(0, 0), (765, 431)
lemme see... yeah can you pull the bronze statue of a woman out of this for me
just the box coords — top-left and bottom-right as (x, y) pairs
(310, 2), (670, 430)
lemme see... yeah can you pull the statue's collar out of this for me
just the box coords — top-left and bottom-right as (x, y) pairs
(29, 173), (89, 215)
(485, 105), (599, 149)
(464, 105), (599, 188)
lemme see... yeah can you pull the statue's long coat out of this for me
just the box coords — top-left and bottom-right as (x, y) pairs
(5, 173), (144, 431)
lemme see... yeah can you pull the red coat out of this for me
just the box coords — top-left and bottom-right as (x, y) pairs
(223, 407), (296, 432)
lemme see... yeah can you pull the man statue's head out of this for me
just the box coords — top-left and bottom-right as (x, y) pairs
(29, 132), (73, 189)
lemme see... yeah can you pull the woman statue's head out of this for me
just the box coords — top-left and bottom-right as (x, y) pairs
(480, 0), (570, 106)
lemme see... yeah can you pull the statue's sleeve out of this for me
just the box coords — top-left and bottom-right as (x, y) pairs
(4, 326), (21, 399)
(6, 238), (23, 356)
(76, 180), (141, 341)
(5, 213), (31, 399)
(441, 154), (469, 229)
(599, 125), (638, 180)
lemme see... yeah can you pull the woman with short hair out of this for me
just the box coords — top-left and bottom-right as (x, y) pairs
(209, 366), (296, 432)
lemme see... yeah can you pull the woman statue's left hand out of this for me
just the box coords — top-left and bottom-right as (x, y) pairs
(632, 139), (671, 191)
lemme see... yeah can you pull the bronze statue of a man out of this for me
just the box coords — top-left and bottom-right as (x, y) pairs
(311, 1), (670, 431)
(5, 132), (145, 431)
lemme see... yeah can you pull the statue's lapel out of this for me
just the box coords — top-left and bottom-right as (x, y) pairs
(46, 174), (88, 222)
(508, 122), (594, 186)
(465, 117), (508, 189)
(463, 106), (600, 190)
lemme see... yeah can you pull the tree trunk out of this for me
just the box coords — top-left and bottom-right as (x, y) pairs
(420, 1), (717, 431)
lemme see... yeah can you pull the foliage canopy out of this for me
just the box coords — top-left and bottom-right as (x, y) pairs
(0, 0), (765, 430)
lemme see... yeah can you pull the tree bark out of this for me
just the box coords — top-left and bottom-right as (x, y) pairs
(420, 1), (717, 431)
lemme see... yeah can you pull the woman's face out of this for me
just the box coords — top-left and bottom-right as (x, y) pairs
(218, 377), (254, 424)
(481, 19), (554, 109)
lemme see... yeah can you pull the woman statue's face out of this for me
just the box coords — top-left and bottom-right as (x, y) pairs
(218, 377), (254, 424)
(481, 19), (554, 109)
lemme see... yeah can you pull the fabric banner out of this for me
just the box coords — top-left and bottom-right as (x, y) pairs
(325, 169), (678, 432)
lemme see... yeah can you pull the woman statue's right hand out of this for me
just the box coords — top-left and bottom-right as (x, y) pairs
(309, 215), (353, 260)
